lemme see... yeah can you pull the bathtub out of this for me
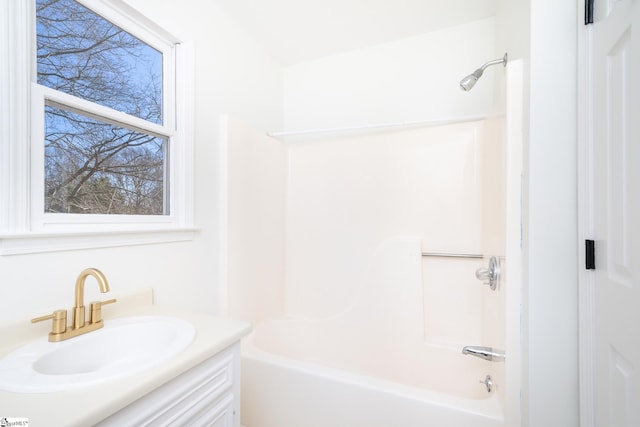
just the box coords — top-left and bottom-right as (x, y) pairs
(240, 317), (504, 427)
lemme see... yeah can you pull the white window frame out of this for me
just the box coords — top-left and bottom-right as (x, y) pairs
(0, 0), (195, 255)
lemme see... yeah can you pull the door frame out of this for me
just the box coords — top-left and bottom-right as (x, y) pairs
(577, 2), (596, 426)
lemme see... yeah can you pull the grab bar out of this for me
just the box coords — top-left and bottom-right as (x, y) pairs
(421, 252), (483, 259)
(462, 346), (505, 362)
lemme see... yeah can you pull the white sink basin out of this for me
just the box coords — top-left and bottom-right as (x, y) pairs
(0, 315), (195, 393)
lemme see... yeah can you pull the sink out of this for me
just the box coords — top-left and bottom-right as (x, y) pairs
(0, 315), (195, 393)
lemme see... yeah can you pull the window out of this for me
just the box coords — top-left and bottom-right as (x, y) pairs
(37, 0), (167, 216)
(0, 0), (194, 254)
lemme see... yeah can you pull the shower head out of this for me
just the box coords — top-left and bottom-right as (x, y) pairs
(459, 52), (508, 91)
(459, 69), (484, 91)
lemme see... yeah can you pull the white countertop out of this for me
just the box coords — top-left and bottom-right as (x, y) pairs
(0, 289), (251, 426)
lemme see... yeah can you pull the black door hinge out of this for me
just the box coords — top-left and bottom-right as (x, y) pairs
(585, 239), (595, 270)
(585, 0), (594, 24)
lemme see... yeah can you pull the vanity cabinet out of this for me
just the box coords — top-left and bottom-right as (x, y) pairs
(97, 343), (241, 427)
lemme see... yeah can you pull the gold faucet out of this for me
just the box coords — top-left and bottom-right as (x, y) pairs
(32, 268), (117, 342)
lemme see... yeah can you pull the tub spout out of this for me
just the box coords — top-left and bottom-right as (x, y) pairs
(462, 346), (505, 362)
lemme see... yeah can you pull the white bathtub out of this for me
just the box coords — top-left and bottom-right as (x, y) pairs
(241, 317), (504, 427)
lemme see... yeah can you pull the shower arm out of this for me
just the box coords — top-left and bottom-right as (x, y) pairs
(477, 53), (508, 73)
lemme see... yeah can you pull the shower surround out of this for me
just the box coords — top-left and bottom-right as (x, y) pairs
(224, 106), (519, 426)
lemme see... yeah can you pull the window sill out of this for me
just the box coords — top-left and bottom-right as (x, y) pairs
(0, 228), (198, 256)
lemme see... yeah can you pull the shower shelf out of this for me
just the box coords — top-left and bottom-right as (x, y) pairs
(421, 252), (483, 259)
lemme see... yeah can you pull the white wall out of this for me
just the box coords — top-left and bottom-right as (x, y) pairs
(225, 116), (286, 325)
(496, 0), (580, 425)
(282, 18), (497, 131)
(0, 0), (283, 323)
(526, 0), (579, 426)
(494, 0), (530, 114)
(495, 0), (530, 62)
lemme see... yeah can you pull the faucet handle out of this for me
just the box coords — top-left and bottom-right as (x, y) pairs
(89, 298), (117, 324)
(32, 309), (68, 335)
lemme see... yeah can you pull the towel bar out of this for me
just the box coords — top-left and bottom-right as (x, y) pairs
(421, 252), (483, 259)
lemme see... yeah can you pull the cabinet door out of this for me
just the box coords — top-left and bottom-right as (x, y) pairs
(97, 344), (239, 427)
(188, 394), (235, 427)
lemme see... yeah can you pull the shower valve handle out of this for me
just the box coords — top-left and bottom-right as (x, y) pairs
(475, 268), (492, 281)
(475, 256), (500, 291)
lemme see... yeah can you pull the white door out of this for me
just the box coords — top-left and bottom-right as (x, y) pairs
(590, 0), (640, 425)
